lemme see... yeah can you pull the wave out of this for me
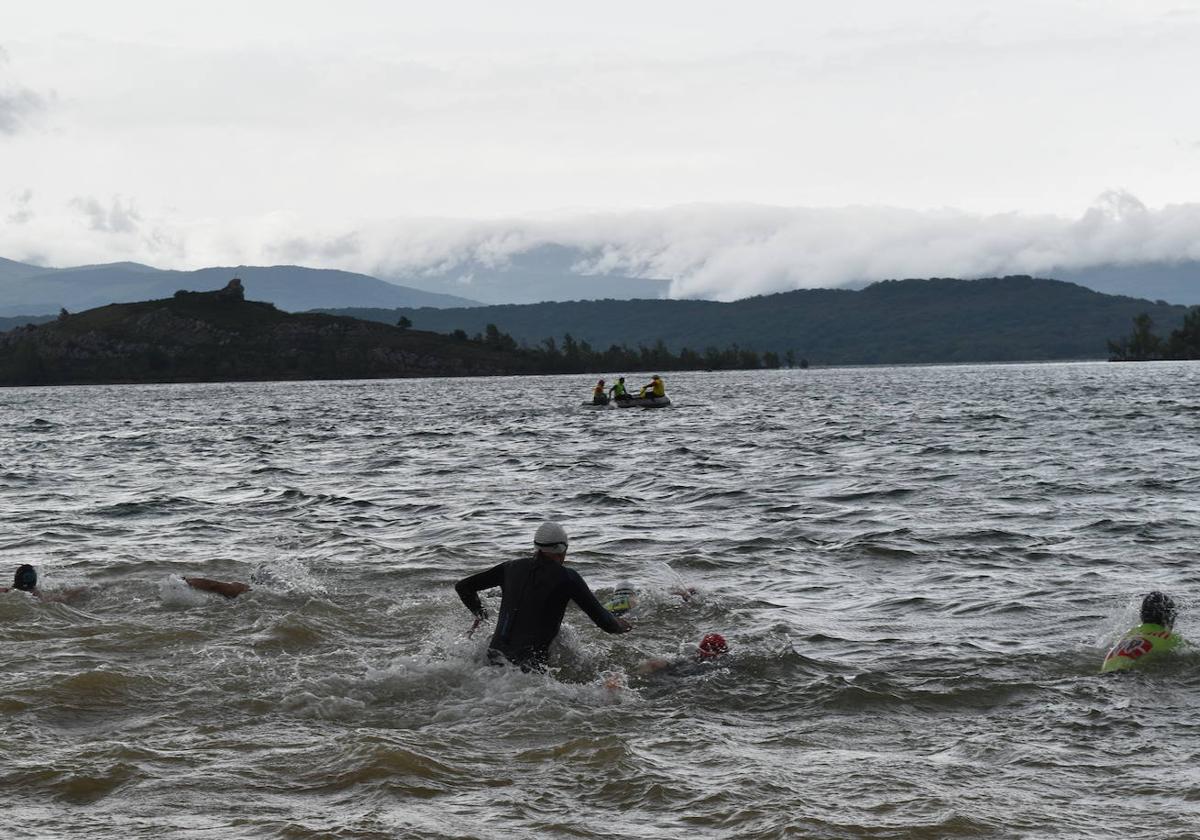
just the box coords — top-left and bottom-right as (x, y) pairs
(3, 365), (1199, 838)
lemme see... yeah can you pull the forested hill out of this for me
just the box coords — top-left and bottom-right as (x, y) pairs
(0, 280), (537, 386)
(318, 275), (1190, 365)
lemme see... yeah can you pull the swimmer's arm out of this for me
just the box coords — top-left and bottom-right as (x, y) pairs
(34, 587), (87, 603)
(184, 577), (250, 599)
(454, 563), (505, 618)
(0, 586), (67, 601)
(570, 573), (631, 634)
(0, 586), (40, 598)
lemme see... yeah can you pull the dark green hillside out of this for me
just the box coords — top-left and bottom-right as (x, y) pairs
(320, 276), (1189, 364)
(0, 280), (536, 386)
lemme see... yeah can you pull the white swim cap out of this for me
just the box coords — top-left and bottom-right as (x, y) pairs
(534, 521), (569, 554)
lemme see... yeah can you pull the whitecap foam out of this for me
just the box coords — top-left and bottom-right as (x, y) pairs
(248, 558), (327, 596)
(156, 574), (213, 607)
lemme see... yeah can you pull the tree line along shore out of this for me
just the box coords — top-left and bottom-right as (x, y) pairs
(1107, 310), (1200, 361)
(0, 280), (798, 387)
(2, 276), (1198, 386)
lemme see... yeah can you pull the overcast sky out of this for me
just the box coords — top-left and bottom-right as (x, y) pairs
(3, 1), (1200, 297)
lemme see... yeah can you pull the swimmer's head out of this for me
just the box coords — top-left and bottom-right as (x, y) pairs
(698, 633), (728, 659)
(1141, 591), (1177, 628)
(13, 564), (37, 592)
(534, 521), (569, 557)
(604, 582), (638, 614)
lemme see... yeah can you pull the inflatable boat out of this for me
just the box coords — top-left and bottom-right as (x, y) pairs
(615, 395), (671, 408)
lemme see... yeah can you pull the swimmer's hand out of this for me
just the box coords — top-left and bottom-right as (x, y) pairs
(615, 616), (632, 633)
(602, 671), (627, 691)
(467, 609), (489, 638)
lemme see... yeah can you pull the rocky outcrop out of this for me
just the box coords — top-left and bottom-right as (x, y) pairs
(218, 278), (244, 300)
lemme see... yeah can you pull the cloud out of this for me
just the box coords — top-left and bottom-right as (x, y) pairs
(51, 195), (184, 263)
(0, 88), (45, 134)
(70, 195), (143, 234)
(265, 232), (363, 264)
(353, 192), (1200, 300)
(0, 46), (49, 135)
(6, 193), (1200, 301)
(7, 188), (33, 224)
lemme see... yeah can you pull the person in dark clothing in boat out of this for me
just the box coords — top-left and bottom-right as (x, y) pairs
(454, 521), (631, 670)
(591, 379), (609, 405)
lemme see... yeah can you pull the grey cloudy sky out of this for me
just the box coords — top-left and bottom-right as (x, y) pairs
(2, 0), (1199, 297)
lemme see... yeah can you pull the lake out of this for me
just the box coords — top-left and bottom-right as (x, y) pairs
(3, 362), (1199, 838)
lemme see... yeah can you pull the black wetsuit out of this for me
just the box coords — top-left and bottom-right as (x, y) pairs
(455, 552), (625, 669)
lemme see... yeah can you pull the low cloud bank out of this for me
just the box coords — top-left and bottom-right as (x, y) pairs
(363, 192), (1200, 299)
(4, 192), (1200, 300)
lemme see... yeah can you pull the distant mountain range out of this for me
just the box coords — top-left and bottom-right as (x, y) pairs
(0, 313), (54, 332)
(0, 257), (479, 316)
(1050, 262), (1200, 306)
(395, 247), (1200, 306)
(320, 276), (1189, 365)
(3, 250), (1200, 327)
(380, 244), (1200, 306)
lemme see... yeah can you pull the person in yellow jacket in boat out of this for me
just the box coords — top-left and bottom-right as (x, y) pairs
(1101, 591), (1182, 673)
(639, 374), (666, 399)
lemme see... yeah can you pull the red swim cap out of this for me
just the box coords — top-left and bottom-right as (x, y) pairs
(698, 633), (728, 658)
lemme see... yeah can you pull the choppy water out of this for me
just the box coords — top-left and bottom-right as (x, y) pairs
(3, 363), (1200, 839)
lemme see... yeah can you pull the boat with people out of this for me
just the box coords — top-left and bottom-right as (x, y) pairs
(582, 374), (672, 408)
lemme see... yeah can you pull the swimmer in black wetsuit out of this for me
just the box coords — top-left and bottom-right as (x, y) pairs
(0, 564), (86, 602)
(2, 564), (244, 601)
(454, 521), (632, 670)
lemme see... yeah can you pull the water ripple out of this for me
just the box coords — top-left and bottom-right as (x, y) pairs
(3, 363), (1200, 837)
